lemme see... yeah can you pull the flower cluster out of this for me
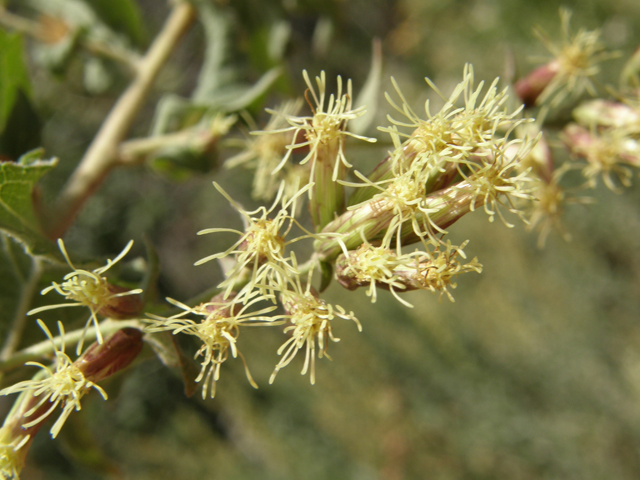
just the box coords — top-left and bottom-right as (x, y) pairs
(151, 67), (540, 398)
(195, 180), (314, 302)
(254, 70), (377, 230)
(271, 275), (360, 385)
(315, 65), (536, 270)
(9, 6), (640, 478)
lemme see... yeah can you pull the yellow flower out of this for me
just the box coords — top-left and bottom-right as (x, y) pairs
(381, 64), (526, 176)
(336, 237), (481, 306)
(334, 65), (536, 250)
(0, 320), (107, 439)
(270, 271), (361, 385)
(145, 292), (279, 399)
(340, 165), (444, 248)
(531, 9), (614, 107)
(0, 428), (29, 480)
(527, 174), (572, 248)
(335, 239), (409, 304)
(561, 123), (640, 192)
(27, 239), (143, 352)
(195, 181), (317, 302)
(263, 70), (376, 183)
(455, 143), (534, 227)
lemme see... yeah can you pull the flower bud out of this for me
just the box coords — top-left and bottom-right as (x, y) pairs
(76, 328), (144, 382)
(96, 283), (144, 319)
(514, 61), (560, 107)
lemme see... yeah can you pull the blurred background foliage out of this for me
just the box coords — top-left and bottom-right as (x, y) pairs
(2, 0), (640, 478)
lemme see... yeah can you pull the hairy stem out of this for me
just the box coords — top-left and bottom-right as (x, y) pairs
(44, 1), (196, 239)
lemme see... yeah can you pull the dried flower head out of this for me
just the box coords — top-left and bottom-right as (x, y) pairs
(27, 240), (143, 353)
(0, 320), (107, 439)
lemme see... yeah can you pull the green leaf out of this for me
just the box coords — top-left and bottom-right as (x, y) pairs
(82, 0), (146, 46)
(0, 150), (58, 256)
(149, 2), (280, 136)
(0, 30), (31, 134)
(192, 1), (280, 109)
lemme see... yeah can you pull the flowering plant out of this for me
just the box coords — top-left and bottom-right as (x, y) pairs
(0, 1), (639, 478)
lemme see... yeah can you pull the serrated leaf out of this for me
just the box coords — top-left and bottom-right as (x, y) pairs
(0, 150), (58, 256)
(0, 30), (31, 134)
